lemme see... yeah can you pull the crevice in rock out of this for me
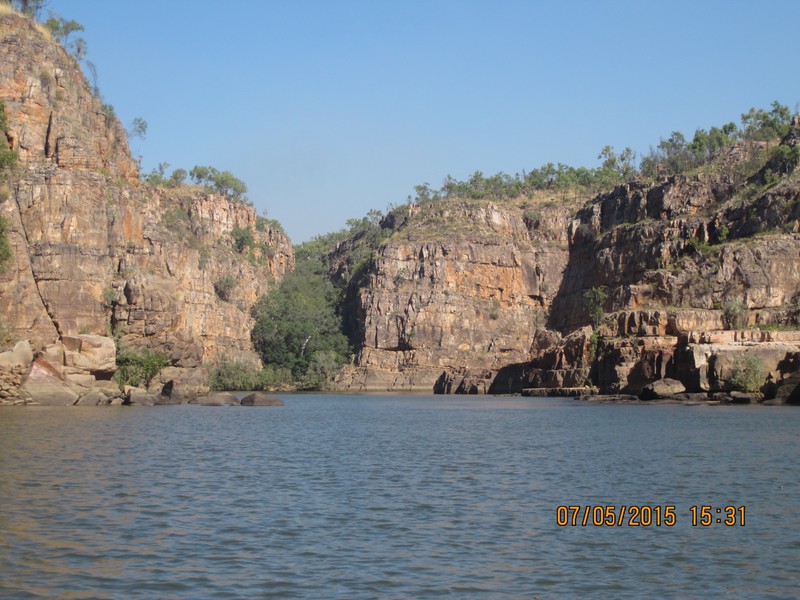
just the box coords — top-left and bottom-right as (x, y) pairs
(44, 111), (53, 158)
(13, 179), (63, 338)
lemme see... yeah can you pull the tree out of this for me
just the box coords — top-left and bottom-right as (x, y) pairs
(252, 257), (350, 383)
(69, 37), (87, 61)
(212, 169), (248, 201)
(741, 101), (793, 142)
(167, 168), (187, 187)
(583, 286), (608, 328)
(85, 60), (99, 97)
(129, 117), (147, 140)
(144, 162), (169, 185)
(189, 165), (248, 201)
(43, 16), (83, 45)
(10, 0), (47, 19)
(189, 165), (211, 185)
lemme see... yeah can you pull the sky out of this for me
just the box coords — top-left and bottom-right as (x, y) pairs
(44, 0), (800, 244)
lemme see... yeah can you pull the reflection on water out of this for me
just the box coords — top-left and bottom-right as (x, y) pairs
(1, 397), (799, 598)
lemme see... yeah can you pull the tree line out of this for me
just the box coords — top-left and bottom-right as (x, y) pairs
(412, 101), (796, 203)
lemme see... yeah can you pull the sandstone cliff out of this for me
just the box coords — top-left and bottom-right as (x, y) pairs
(0, 12), (293, 395)
(337, 126), (800, 401)
(335, 195), (583, 391)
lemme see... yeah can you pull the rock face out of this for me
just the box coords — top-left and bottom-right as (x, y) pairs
(0, 13), (293, 377)
(337, 198), (579, 391)
(4, 11), (800, 403)
(338, 130), (800, 396)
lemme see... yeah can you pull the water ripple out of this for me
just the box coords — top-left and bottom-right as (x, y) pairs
(1, 398), (799, 597)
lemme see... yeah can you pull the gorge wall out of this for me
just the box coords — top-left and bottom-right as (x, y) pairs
(339, 135), (800, 400)
(4, 9), (800, 404)
(0, 13), (293, 392)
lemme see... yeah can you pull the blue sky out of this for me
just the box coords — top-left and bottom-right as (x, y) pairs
(46, 0), (800, 243)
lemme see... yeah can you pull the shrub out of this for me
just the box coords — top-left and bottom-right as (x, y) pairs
(0, 101), (17, 172)
(588, 329), (603, 362)
(102, 285), (116, 307)
(770, 145), (800, 175)
(115, 349), (170, 388)
(209, 360), (261, 391)
(230, 225), (254, 253)
(159, 207), (190, 231)
(256, 215), (284, 233)
(0, 216), (11, 272)
(728, 353), (764, 392)
(723, 299), (747, 329)
(214, 275), (237, 301)
(489, 300), (500, 320)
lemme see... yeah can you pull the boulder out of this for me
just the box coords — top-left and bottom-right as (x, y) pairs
(20, 357), (79, 405)
(154, 380), (183, 405)
(240, 392), (284, 406)
(639, 378), (686, 400)
(75, 389), (108, 406)
(124, 387), (161, 406)
(0, 340), (33, 369)
(62, 335), (116, 376)
(150, 367), (209, 402)
(21, 381), (79, 406)
(729, 391), (762, 404)
(189, 392), (240, 406)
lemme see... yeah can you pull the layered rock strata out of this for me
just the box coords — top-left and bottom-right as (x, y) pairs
(0, 11), (293, 401)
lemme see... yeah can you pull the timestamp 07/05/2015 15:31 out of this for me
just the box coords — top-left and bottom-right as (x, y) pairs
(555, 505), (746, 527)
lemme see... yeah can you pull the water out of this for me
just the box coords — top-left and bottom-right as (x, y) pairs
(1, 396), (798, 598)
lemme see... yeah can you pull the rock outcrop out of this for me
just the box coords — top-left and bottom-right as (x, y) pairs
(3, 10), (800, 403)
(336, 197), (580, 392)
(337, 128), (800, 397)
(0, 12), (293, 389)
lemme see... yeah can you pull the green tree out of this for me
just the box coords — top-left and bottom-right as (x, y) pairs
(252, 257), (349, 384)
(167, 168), (187, 187)
(769, 145), (800, 175)
(144, 162), (169, 185)
(189, 165), (248, 201)
(43, 15), (83, 44)
(741, 101), (793, 142)
(583, 286), (608, 328)
(230, 225), (254, 253)
(129, 117), (147, 140)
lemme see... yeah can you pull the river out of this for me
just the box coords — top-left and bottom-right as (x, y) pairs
(1, 395), (798, 598)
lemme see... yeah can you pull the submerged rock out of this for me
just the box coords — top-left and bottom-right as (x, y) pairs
(240, 393), (284, 406)
(189, 392), (240, 406)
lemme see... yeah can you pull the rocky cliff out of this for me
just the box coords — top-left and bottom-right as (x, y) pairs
(338, 127), (800, 401)
(0, 12), (293, 401)
(335, 195), (583, 391)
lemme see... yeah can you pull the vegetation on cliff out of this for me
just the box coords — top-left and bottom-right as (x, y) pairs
(247, 101), (800, 393)
(0, 100), (13, 272)
(409, 102), (796, 204)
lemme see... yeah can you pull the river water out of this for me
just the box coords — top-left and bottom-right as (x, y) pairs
(1, 395), (798, 598)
